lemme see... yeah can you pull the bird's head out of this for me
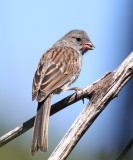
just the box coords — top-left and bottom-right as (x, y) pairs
(53, 29), (95, 55)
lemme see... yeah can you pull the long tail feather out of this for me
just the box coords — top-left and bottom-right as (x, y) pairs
(31, 94), (52, 156)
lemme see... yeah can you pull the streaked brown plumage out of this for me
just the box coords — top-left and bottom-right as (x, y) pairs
(31, 29), (94, 155)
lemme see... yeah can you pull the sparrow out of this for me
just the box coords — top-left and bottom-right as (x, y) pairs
(31, 29), (94, 155)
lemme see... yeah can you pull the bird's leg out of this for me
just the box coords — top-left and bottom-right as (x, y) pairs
(65, 87), (81, 91)
(65, 87), (84, 104)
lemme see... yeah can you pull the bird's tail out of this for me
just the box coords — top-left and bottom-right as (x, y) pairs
(31, 94), (52, 156)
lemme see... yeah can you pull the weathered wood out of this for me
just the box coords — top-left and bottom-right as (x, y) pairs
(48, 52), (133, 160)
(0, 85), (92, 147)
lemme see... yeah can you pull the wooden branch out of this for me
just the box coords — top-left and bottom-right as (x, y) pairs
(116, 137), (133, 160)
(48, 52), (133, 160)
(0, 52), (133, 160)
(0, 85), (92, 147)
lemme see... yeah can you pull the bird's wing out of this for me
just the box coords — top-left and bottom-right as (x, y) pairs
(32, 46), (80, 102)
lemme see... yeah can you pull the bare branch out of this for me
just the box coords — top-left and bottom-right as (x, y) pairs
(48, 52), (133, 160)
(0, 83), (93, 147)
(116, 137), (133, 160)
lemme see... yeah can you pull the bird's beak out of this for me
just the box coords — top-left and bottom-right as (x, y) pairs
(82, 42), (95, 50)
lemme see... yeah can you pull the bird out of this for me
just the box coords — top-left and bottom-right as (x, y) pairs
(31, 29), (94, 155)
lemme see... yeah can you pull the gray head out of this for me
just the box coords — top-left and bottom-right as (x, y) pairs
(53, 29), (94, 54)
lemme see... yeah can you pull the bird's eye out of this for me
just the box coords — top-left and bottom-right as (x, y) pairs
(76, 38), (81, 42)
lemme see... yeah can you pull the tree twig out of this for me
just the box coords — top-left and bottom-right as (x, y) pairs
(0, 83), (93, 147)
(116, 137), (133, 160)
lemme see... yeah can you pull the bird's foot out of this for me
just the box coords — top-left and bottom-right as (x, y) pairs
(66, 87), (81, 91)
(66, 87), (84, 104)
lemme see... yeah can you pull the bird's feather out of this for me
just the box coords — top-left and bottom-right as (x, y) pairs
(32, 46), (80, 102)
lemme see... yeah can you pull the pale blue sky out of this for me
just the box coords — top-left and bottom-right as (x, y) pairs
(0, 0), (132, 159)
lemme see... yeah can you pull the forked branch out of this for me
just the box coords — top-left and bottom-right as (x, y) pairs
(48, 52), (133, 160)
